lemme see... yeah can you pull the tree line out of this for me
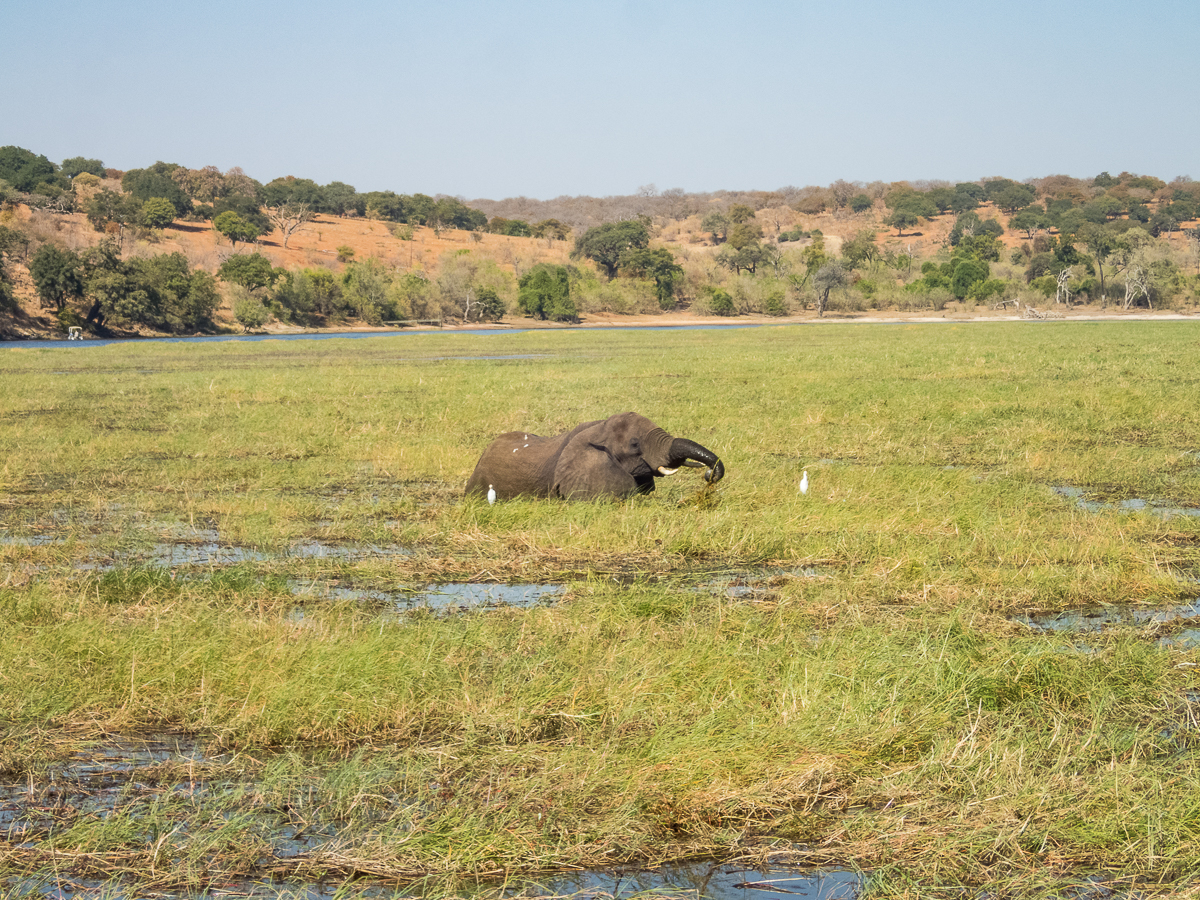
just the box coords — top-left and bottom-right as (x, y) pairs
(2, 142), (1198, 334)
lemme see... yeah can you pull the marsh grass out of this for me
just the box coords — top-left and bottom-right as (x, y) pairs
(3, 322), (1200, 896)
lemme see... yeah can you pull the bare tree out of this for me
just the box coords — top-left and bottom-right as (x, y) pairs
(1123, 265), (1150, 309)
(266, 201), (313, 249)
(1055, 267), (1072, 305)
(829, 179), (859, 209)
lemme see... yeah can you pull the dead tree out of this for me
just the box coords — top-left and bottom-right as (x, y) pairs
(265, 201), (313, 249)
(1055, 267), (1072, 305)
(1123, 265), (1151, 309)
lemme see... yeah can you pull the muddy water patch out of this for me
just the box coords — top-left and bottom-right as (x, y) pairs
(1015, 598), (1200, 649)
(74, 530), (415, 574)
(696, 567), (824, 600)
(1054, 486), (1200, 518)
(525, 860), (864, 899)
(290, 580), (565, 613)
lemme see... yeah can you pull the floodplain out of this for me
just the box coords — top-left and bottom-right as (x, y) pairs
(2, 321), (1200, 899)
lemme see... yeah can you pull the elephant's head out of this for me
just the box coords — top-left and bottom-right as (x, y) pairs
(552, 412), (724, 500)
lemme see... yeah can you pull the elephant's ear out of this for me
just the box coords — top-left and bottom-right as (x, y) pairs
(552, 425), (635, 500)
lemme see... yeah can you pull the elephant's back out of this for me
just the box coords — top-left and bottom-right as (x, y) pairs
(464, 430), (561, 499)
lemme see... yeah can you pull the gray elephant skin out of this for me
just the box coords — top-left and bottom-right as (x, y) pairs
(465, 412), (725, 501)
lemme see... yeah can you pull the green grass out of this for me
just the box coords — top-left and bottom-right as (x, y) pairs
(2, 322), (1200, 897)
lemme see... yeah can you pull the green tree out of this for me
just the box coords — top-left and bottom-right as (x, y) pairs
(218, 253), (279, 293)
(1078, 223), (1117, 303)
(60, 156), (105, 179)
(119, 253), (220, 332)
(488, 217), (532, 237)
(619, 247), (683, 309)
(29, 244), (83, 309)
(949, 257), (989, 299)
(86, 189), (142, 243)
(1009, 206), (1049, 240)
(992, 183), (1037, 213)
(949, 190), (979, 214)
(341, 258), (396, 324)
(261, 176), (326, 209)
(715, 242), (768, 275)
(122, 164), (192, 216)
(518, 264), (575, 321)
(700, 211), (729, 244)
(840, 229), (879, 268)
(531, 219), (571, 240)
(431, 197), (487, 232)
(0, 225), (27, 312)
(572, 221), (649, 279)
(139, 197), (177, 229)
(472, 286), (507, 321)
(726, 220), (763, 250)
(233, 289), (271, 331)
(949, 212), (1003, 247)
(273, 267), (344, 320)
(700, 285), (735, 315)
(322, 181), (361, 216)
(213, 211), (260, 250)
(0, 146), (59, 192)
(1127, 201), (1151, 223)
(885, 208), (919, 236)
(812, 262), (846, 317)
(727, 204), (756, 224)
(928, 187), (957, 212)
(885, 188), (936, 218)
(849, 194), (873, 213)
(212, 193), (270, 234)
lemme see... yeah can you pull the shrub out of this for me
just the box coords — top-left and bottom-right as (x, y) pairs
(518, 264), (576, 322)
(473, 286), (506, 322)
(232, 286), (271, 331)
(764, 288), (787, 316)
(56, 306), (84, 332)
(218, 253), (278, 293)
(336, 245), (355, 262)
(697, 285), (735, 316)
(849, 194), (873, 213)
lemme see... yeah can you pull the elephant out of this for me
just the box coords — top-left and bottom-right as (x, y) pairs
(465, 412), (725, 501)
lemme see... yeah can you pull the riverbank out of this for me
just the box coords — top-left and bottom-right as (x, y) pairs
(6, 302), (1198, 344)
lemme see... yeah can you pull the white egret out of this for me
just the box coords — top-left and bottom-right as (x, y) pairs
(799, 470), (809, 495)
(487, 484), (497, 505)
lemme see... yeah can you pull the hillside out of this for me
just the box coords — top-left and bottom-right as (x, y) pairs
(3, 171), (1199, 340)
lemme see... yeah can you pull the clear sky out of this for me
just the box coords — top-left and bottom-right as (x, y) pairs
(3, 0), (1197, 200)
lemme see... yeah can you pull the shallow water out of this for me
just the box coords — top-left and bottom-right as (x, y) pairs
(698, 567), (824, 599)
(291, 580), (564, 611)
(523, 860), (863, 899)
(2, 323), (773, 352)
(1054, 486), (1200, 518)
(1016, 598), (1200, 633)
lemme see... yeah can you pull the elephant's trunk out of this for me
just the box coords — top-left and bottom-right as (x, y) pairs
(666, 437), (725, 484)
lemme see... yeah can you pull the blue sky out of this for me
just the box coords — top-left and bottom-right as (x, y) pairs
(3, 0), (1197, 200)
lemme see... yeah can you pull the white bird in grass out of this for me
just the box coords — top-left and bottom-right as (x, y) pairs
(799, 470), (809, 495)
(487, 484), (497, 505)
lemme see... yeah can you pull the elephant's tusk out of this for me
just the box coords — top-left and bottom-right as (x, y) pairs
(680, 460), (707, 468)
(657, 466), (680, 476)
